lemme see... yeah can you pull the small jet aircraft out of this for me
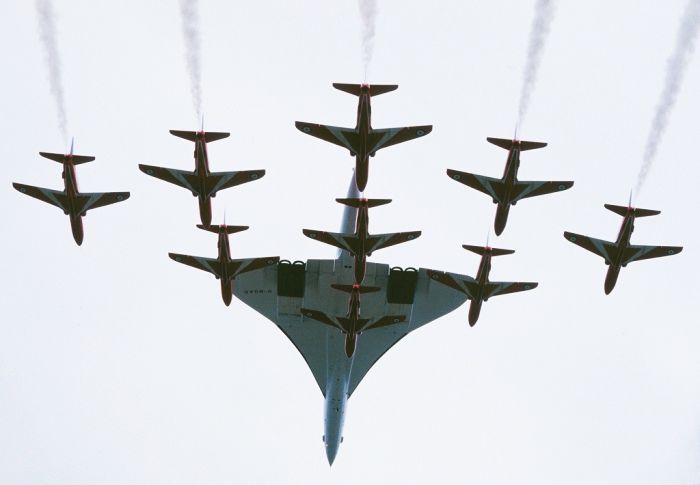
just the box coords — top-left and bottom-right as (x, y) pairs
(296, 83), (432, 191)
(427, 244), (537, 326)
(139, 128), (265, 225)
(447, 137), (574, 235)
(12, 140), (130, 245)
(303, 198), (421, 283)
(301, 284), (406, 358)
(168, 224), (279, 306)
(564, 201), (682, 294)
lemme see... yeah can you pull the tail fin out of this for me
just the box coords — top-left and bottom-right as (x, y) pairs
(331, 284), (381, 294)
(487, 137), (547, 152)
(604, 204), (660, 218)
(169, 130), (230, 143)
(332, 83), (398, 97)
(197, 224), (249, 234)
(336, 198), (392, 208)
(39, 151), (95, 165)
(462, 244), (515, 256)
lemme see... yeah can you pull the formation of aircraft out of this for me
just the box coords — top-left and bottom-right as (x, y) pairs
(564, 200), (683, 294)
(428, 244), (538, 326)
(303, 197), (421, 283)
(447, 137), (574, 235)
(139, 128), (265, 225)
(295, 83), (432, 191)
(169, 224), (280, 306)
(12, 139), (130, 245)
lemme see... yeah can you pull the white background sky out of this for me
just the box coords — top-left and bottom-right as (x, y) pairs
(1, 1), (699, 483)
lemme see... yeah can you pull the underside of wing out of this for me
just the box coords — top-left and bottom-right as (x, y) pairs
(426, 269), (474, 297)
(621, 244), (683, 265)
(169, 253), (222, 278)
(563, 232), (616, 264)
(303, 229), (356, 253)
(510, 180), (574, 203)
(139, 164), (199, 193)
(368, 125), (432, 152)
(301, 308), (344, 332)
(484, 281), (538, 299)
(230, 256), (280, 277)
(446, 169), (506, 204)
(362, 315), (406, 332)
(295, 122), (357, 152)
(367, 231), (421, 253)
(75, 192), (130, 214)
(13, 183), (69, 212)
(205, 169), (265, 196)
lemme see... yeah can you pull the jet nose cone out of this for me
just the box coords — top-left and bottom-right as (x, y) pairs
(325, 443), (339, 466)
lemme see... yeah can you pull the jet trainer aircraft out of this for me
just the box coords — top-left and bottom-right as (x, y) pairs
(231, 175), (469, 464)
(302, 283), (406, 358)
(303, 197), (421, 284)
(169, 224), (279, 306)
(295, 83), (432, 191)
(12, 140), (130, 245)
(427, 244), (538, 326)
(564, 201), (682, 294)
(139, 129), (265, 225)
(447, 137), (574, 235)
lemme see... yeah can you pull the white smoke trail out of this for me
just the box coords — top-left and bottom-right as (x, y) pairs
(179, 0), (202, 120)
(35, 0), (68, 142)
(517, 0), (556, 131)
(636, 0), (700, 195)
(358, 0), (377, 82)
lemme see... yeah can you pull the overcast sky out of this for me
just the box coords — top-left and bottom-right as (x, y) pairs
(1, 1), (699, 484)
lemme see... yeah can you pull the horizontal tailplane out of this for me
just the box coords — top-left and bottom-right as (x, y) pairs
(196, 224), (249, 234)
(330, 284), (380, 294)
(39, 152), (95, 164)
(336, 198), (392, 208)
(462, 244), (515, 256)
(169, 130), (230, 143)
(332, 83), (398, 97)
(604, 204), (660, 217)
(486, 137), (547, 151)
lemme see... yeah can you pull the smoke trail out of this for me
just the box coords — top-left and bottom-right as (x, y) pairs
(636, 0), (700, 195)
(358, 0), (377, 82)
(179, 0), (202, 119)
(517, 0), (556, 130)
(35, 0), (68, 141)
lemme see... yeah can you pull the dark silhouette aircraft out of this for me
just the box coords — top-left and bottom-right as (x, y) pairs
(296, 83), (432, 191)
(139, 129), (265, 225)
(427, 244), (537, 326)
(12, 140), (130, 245)
(169, 224), (279, 306)
(301, 284), (405, 358)
(564, 202), (682, 294)
(447, 137), (573, 235)
(303, 198), (420, 283)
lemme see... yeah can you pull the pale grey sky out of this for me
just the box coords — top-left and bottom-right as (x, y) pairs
(1, 1), (699, 484)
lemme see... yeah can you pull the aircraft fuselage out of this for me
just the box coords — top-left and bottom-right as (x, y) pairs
(192, 132), (214, 226)
(216, 229), (234, 305)
(468, 252), (492, 325)
(352, 203), (371, 283)
(351, 87), (373, 192)
(323, 370), (349, 465)
(604, 212), (635, 294)
(60, 157), (85, 245)
(494, 145), (522, 235)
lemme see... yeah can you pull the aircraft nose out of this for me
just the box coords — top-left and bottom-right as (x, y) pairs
(325, 442), (339, 466)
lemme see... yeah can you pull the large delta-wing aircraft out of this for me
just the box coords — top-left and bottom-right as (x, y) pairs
(447, 137), (574, 235)
(303, 198), (421, 284)
(231, 175), (468, 465)
(12, 139), (130, 245)
(169, 224), (279, 306)
(564, 202), (682, 294)
(139, 129), (265, 225)
(295, 83), (432, 191)
(427, 244), (537, 326)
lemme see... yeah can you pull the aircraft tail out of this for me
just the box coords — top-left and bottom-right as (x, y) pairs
(196, 224), (249, 234)
(336, 198), (392, 209)
(604, 204), (660, 218)
(332, 83), (398, 97)
(486, 137), (547, 151)
(462, 244), (515, 256)
(169, 130), (230, 143)
(39, 151), (95, 164)
(330, 284), (381, 294)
